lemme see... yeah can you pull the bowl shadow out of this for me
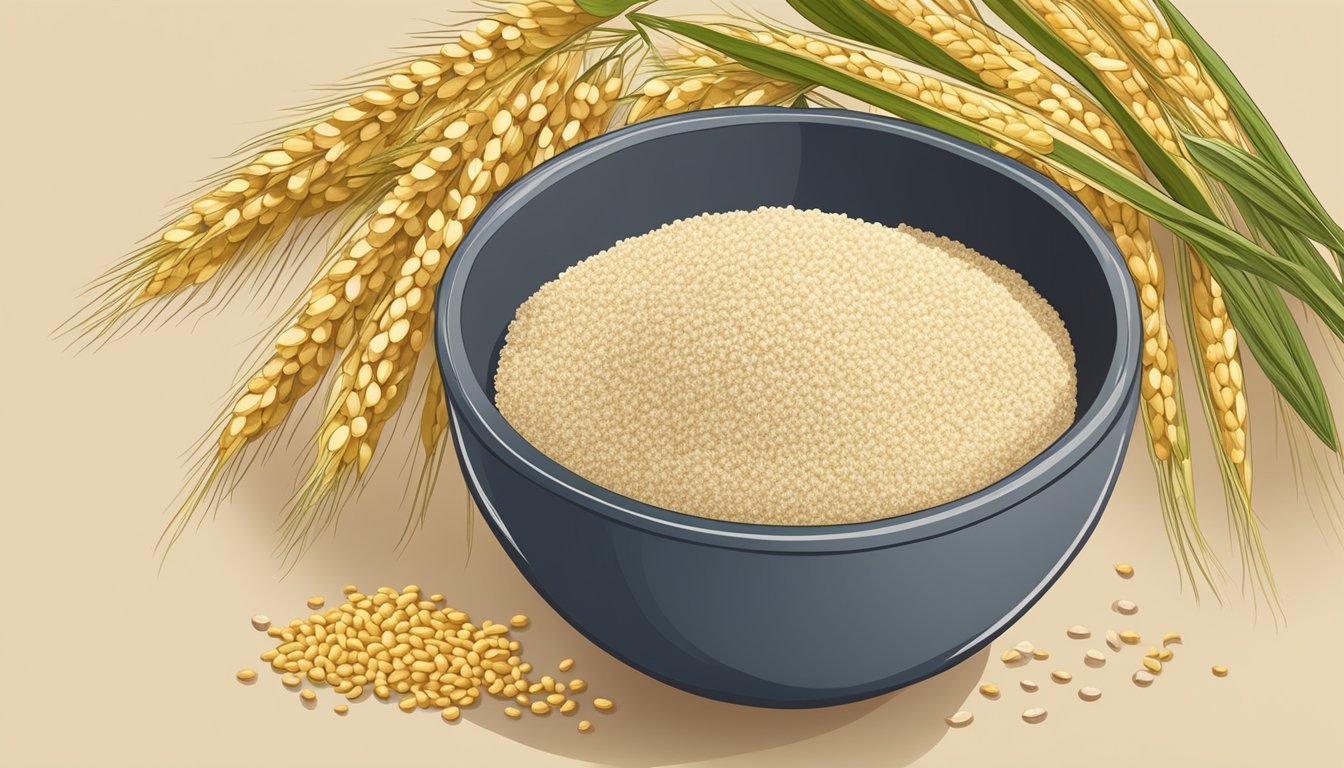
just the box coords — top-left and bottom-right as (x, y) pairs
(230, 411), (985, 766)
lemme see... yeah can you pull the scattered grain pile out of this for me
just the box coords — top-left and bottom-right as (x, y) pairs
(494, 206), (1076, 525)
(247, 585), (614, 733)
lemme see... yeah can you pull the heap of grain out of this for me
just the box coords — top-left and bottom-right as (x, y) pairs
(494, 207), (1076, 525)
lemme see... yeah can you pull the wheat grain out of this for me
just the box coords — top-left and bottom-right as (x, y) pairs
(628, 44), (803, 123)
(132, 2), (603, 303)
(306, 56), (623, 500)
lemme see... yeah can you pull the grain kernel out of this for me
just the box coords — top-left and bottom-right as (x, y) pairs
(307, 596), (326, 609)
(1001, 650), (1024, 665)
(593, 697), (614, 712)
(578, 720), (593, 733)
(1022, 707), (1047, 724)
(568, 679), (587, 693)
(334, 704), (349, 715)
(1162, 632), (1183, 647)
(1078, 686), (1102, 702)
(1020, 679), (1039, 692)
(1085, 649), (1106, 667)
(1119, 630), (1141, 645)
(301, 689), (317, 702)
(559, 700), (578, 714)
(1066, 625), (1091, 639)
(1014, 641), (1035, 655)
(531, 701), (551, 715)
(1106, 630), (1122, 651)
(1032, 649), (1050, 660)
(1114, 563), (1134, 577)
(251, 615), (272, 631)
(945, 710), (974, 727)
(510, 614), (529, 628)
(281, 673), (301, 687)
(558, 658), (574, 672)
(1143, 658), (1163, 674)
(1132, 670), (1155, 687)
(443, 706), (461, 722)
(979, 683), (1000, 698)
(505, 707), (522, 719)
(1050, 670), (1072, 684)
(1212, 665), (1228, 677)
(1112, 599), (1138, 615)
(236, 669), (257, 682)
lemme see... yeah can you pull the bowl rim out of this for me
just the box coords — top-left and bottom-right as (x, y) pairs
(436, 107), (1140, 553)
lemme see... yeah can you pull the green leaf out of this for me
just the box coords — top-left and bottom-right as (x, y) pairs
(786, 0), (981, 83)
(574, 0), (646, 17)
(1152, 0), (1340, 246)
(1184, 133), (1344, 257)
(790, 92), (811, 109)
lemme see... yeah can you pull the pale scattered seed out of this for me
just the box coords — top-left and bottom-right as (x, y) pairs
(1132, 670), (1155, 687)
(1119, 630), (1141, 645)
(1212, 665), (1228, 677)
(342, 584), (358, 595)
(301, 689), (317, 701)
(1106, 630), (1122, 651)
(979, 683), (1000, 698)
(578, 720), (593, 733)
(558, 658), (574, 672)
(443, 706), (461, 722)
(1162, 632), (1183, 647)
(1143, 657), (1163, 674)
(281, 673), (301, 687)
(1001, 649), (1025, 665)
(568, 679), (587, 693)
(1014, 641), (1035, 655)
(1022, 707), (1048, 724)
(593, 697), (615, 712)
(251, 615), (271, 632)
(505, 707), (522, 719)
(307, 596), (325, 609)
(1114, 563), (1134, 578)
(1112, 599), (1138, 615)
(334, 704), (349, 715)
(1020, 679), (1039, 692)
(1066, 625), (1091, 639)
(1032, 649), (1050, 660)
(1085, 649), (1106, 667)
(945, 710), (974, 727)
(236, 669), (257, 682)
(531, 701), (551, 715)
(559, 700), (577, 714)
(1051, 670), (1072, 684)
(510, 614), (530, 628)
(1078, 686), (1102, 702)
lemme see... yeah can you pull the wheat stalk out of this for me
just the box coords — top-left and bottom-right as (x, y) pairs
(628, 43), (806, 123)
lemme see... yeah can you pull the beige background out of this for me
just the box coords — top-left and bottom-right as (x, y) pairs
(2, 1), (1341, 765)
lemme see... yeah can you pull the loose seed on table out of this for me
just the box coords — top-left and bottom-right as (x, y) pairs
(578, 720), (593, 733)
(342, 584), (358, 595)
(1106, 630), (1123, 651)
(1157, 649), (1174, 662)
(251, 615), (271, 631)
(1162, 632), (1183, 647)
(443, 707), (461, 722)
(1132, 670), (1155, 687)
(1144, 646), (1161, 659)
(1014, 641), (1035, 655)
(945, 711), (974, 727)
(979, 683), (1000, 698)
(281, 673), (301, 687)
(1114, 563), (1134, 578)
(1078, 686), (1102, 702)
(1022, 707), (1048, 724)
(559, 658), (574, 672)
(531, 701), (551, 715)
(568, 679), (587, 693)
(1212, 665), (1229, 677)
(505, 707), (522, 719)
(1001, 650), (1025, 665)
(510, 614), (530, 629)
(593, 698), (615, 712)
(1032, 649), (1050, 660)
(301, 689), (317, 702)
(236, 669), (257, 682)
(1119, 630), (1141, 645)
(1020, 679), (1039, 692)
(1143, 658), (1163, 674)
(399, 697), (417, 712)
(559, 700), (577, 714)
(1051, 670), (1072, 684)
(1112, 599), (1138, 615)
(1085, 650), (1106, 667)
(306, 596), (325, 609)
(1067, 625), (1091, 639)
(334, 705), (348, 715)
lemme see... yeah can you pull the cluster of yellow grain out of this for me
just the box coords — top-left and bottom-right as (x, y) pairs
(243, 585), (613, 733)
(306, 58), (623, 496)
(1018, 0), (1249, 495)
(134, 1), (603, 303)
(628, 43), (803, 123)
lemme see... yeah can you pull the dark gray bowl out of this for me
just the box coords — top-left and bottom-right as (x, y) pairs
(435, 108), (1140, 708)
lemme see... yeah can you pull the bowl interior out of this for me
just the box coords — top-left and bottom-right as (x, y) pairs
(456, 111), (1118, 430)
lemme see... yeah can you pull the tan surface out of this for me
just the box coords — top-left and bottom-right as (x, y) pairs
(1, 1), (1341, 766)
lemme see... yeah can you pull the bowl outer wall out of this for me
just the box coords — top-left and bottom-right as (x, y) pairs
(434, 108), (1141, 705)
